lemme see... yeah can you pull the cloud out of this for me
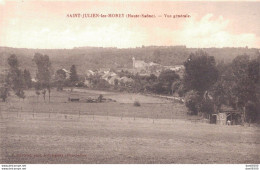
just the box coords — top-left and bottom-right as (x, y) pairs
(168, 14), (258, 48)
(1, 8), (258, 49)
(3, 23), (146, 49)
(0, 0), (5, 5)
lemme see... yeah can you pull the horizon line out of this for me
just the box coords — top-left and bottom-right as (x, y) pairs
(1, 45), (259, 50)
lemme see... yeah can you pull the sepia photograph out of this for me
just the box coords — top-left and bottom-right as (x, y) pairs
(0, 0), (259, 167)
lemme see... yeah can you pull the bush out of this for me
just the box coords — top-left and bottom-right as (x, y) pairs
(97, 94), (103, 102)
(184, 90), (201, 115)
(133, 100), (141, 107)
(200, 98), (215, 116)
(0, 86), (9, 102)
(245, 101), (258, 123)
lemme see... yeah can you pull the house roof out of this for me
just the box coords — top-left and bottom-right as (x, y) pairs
(219, 105), (237, 112)
(62, 68), (70, 74)
(120, 76), (133, 83)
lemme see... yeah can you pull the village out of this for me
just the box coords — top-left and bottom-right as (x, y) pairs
(43, 56), (245, 126)
(1, 0), (260, 166)
(0, 50), (258, 127)
(0, 48), (259, 164)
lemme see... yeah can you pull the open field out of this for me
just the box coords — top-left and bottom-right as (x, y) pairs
(0, 115), (259, 164)
(0, 89), (259, 164)
(0, 89), (187, 120)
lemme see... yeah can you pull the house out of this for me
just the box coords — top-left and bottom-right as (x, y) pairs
(164, 65), (184, 72)
(132, 57), (183, 76)
(31, 78), (37, 83)
(108, 75), (120, 85)
(132, 57), (148, 69)
(97, 68), (111, 76)
(62, 68), (70, 79)
(211, 105), (241, 125)
(148, 62), (160, 67)
(119, 76), (134, 84)
(85, 70), (95, 77)
(101, 71), (117, 81)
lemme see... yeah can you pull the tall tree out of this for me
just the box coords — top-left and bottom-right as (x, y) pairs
(0, 85), (9, 102)
(230, 55), (259, 123)
(23, 69), (32, 89)
(55, 69), (66, 91)
(33, 53), (52, 102)
(211, 54), (259, 123)
(70, 65), (78, 86)
(158, 70), (180, 94)
(183, 51), (218, 115)
(184, 50), (218, 95)
(6, 54), (25, 100)
(231, 55), (257, 107)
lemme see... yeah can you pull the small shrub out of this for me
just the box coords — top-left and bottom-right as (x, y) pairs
(97, 94), (103, 102)
(134, 100), (141, 107)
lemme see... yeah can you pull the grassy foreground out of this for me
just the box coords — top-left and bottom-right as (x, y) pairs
(0, 115), (259, 164)
(0, 89), (259, 163)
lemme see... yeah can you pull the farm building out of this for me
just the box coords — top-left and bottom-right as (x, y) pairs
(211, 105), (241, 125)
(213, 112), (227, 125)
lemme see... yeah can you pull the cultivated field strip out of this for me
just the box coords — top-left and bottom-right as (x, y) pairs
(0, 104), (196, 123)
(1, 114), (259, 164)
(0, 110), (188, 123)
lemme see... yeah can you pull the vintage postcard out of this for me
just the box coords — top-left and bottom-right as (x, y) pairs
(0, 0), (259, 167)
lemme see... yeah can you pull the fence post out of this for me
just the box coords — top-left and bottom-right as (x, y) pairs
(20, 107), (22, 118)
(153, 112), (154, 124)
(78, 110), (80, 119)
(93, 112), (94, 120)
(107, 112), (108, 120)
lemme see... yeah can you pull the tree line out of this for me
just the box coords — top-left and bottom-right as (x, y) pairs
(0, 50), (259, 123)
(0, 53), (79, 102)
(182, 50), (259, 124)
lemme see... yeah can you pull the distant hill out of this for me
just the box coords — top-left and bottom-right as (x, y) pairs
(0, 46), (259, 77)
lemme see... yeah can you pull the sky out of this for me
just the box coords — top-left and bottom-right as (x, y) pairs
(0, 0), (260, 49)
